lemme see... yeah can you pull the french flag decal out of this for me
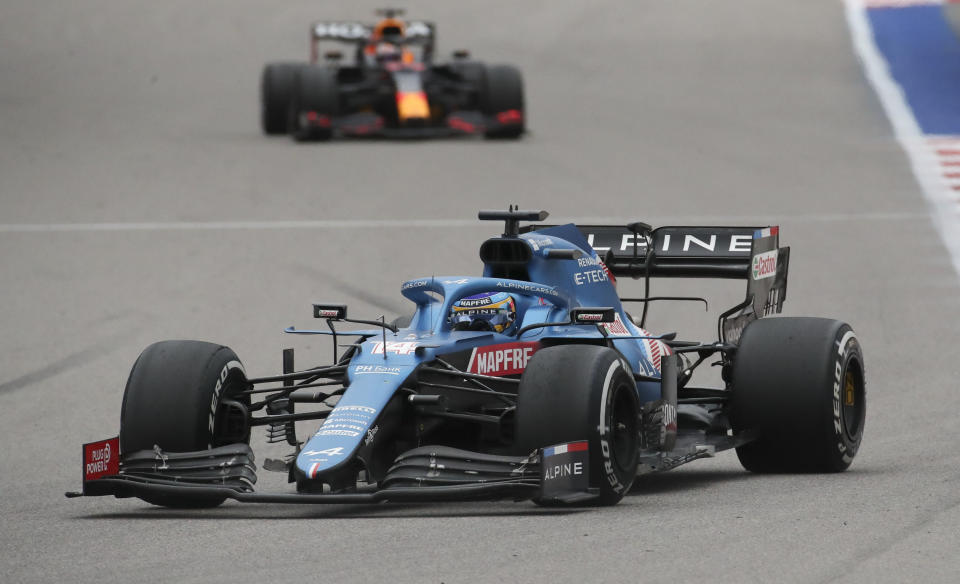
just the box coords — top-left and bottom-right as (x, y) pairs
(543, 441), (589, 458)
(754, 226), (779, 239)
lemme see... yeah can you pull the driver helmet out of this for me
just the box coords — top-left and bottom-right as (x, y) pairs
(375, 42), (402, 62)
(372, 18), (406, 43)
(449, 292), (517, 333)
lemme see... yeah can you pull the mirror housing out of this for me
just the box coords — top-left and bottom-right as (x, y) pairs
(569, 307), (615, 324)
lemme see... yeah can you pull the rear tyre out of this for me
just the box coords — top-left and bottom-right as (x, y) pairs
(288, 66), (339, 142)
(260, 62), (301, 135)
(729, 317), (866, 473)
(516, 345), (639, 505)
(479, 64), (525, 139)
(120, 340), (250, 507)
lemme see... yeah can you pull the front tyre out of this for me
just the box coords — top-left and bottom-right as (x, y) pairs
(288, 66), (339, 142)
(516, 345), (639, 505)
(260, 62), (301, 135)
(479, 64), (525, 139)
(120, 340), (250, 507)
(730, 317), (866, 473)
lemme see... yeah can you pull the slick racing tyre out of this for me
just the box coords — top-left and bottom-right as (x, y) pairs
(260, 62), (301, 135)
(120, 341), (250, 507)
(516, 345), (639, 505)
(288, 66), (339, 142)
(479, 64), (525, 139)
(453, 62), (486, 103)
(729, 318), (866, 473)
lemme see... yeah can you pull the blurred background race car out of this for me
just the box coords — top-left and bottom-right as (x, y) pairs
(260, 8), (526, 141)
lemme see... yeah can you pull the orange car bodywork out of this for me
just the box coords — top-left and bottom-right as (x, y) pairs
(396, 91), (430, 121)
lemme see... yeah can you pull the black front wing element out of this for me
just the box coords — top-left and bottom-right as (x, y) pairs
(328, 110), (518, 139)
(67, 443), (595, 505)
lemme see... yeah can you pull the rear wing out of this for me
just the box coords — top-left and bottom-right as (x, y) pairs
(311, 22), (372, 42)
(581, 225), (760, 279)
(524, 223), (789, 343)
(310, 20), (435, 41)
(309, 20), (436, 62)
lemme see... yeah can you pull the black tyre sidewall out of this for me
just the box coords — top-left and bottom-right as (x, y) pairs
(119, 340), (248, 508)
(594, 359), (640, 503)
(451, 62), (487, 109)
(288, 66), (338, 141)
(516, 345), (639, 505)
(261, 62), (300, 135)
(730, 317), (866, 472)
(120, 340), (247, 452)
(479, 64), (524, 138)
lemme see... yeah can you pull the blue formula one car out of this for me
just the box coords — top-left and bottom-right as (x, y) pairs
(68, 209), (866, 508)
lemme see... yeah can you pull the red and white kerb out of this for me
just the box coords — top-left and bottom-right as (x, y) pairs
(927, 136), (960, 203)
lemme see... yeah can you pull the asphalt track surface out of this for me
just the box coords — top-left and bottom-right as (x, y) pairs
(2, 1), (959, 583)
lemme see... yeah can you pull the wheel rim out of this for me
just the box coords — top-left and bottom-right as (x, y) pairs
(213, 370), (250, 446)
(609, 382), (639, 477)
(842, 358), (865, 441)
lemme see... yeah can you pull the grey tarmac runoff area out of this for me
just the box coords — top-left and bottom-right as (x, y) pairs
(2, 1), (959, 583)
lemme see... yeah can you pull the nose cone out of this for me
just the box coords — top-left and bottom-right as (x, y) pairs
(396, 91), (430, 122)
(294, 362), (417, 486)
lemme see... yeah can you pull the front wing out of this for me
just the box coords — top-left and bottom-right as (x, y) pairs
(67, 438), (594, 505)
(302, 110), (522, 138)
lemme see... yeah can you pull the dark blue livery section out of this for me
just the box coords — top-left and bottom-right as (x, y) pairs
(869, 5), (960, 134)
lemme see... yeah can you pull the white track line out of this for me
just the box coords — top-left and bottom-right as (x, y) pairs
(844, 0), (960, 280)
(0, 212), (928, 233)
(0, 219), (480, 233)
